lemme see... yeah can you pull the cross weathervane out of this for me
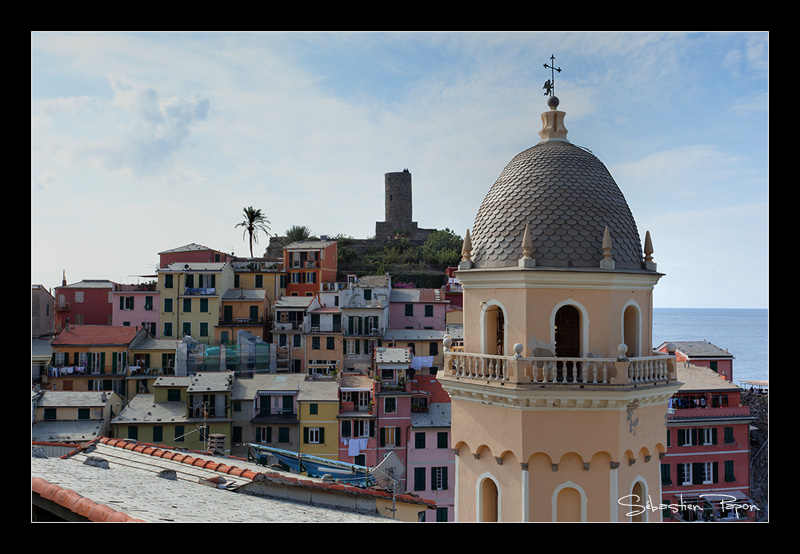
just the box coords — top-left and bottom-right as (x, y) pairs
(543, 55), (561, 97)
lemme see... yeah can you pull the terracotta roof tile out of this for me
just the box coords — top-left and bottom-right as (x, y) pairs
(52, 325), (141, 347)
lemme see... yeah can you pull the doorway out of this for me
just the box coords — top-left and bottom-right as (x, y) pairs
(555, 305), (581, 381)
(483, 303), (505, 356)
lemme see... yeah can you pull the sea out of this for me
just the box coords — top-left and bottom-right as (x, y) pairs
(652, 308), (769, 387)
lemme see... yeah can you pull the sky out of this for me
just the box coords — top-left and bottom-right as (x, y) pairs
(31, 31), (769, 309)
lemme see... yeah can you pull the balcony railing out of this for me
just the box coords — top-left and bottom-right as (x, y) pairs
(442, 349), (676, 387)
(183, 287), (217, 296)
(273, 321), (303, 331)
(343, 328), (382, 337)
(304, 323), (342, 334)
(668, 405), (751, 419)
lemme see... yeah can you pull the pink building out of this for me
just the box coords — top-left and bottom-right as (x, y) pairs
(408, 374), (454, 522)
(337, 347), (414, 470)
(111, 285), (160, 337)
(373, 347), (413, 472)
(388, 288), (448, 331)
(656, 340), (734, 381)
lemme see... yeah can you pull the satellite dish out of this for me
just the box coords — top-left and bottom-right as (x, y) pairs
(372, 451), (405, 490)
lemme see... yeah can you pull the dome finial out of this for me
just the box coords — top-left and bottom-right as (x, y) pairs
(600, 226), (616, 269)
(643, 230), (657, 271)
(542, 54), (561, 99)
(539, 55), (568, 142)
(459, 228), (474, 270)
(519, 222), (536, 268)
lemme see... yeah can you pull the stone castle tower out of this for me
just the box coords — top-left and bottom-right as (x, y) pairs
(437, 95), (682, 522)
(375, 169), (434, 241)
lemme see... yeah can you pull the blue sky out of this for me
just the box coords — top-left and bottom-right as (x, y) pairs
(31, 31), (768, 309)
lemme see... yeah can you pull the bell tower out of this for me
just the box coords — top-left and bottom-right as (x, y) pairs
(438, 68), (681, 522)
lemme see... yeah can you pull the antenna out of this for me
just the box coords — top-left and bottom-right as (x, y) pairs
(543, 54), (561, 97)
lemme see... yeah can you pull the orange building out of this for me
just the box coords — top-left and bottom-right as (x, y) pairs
(46, 324), (147, 399)
(438, 95), (681, 522)
(283, 240), (337, 297)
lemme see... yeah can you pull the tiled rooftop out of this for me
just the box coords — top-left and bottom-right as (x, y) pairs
(468, 140), (645, 270)
(31, 437), (429, 522)
(675, 363), (742, 393)
(52, 325), (141, 346)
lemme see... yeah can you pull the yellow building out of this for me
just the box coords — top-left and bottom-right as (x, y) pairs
(32, 390), (124, 444)
(112, 372), (234, 452)
(157, 262), (234, 341)
(217, 259), (286, 343)
(305, 305), (344, 377)
(126, 334), (180, 399)
(298, 379), (340, 460)
(438, 95), (681, 522)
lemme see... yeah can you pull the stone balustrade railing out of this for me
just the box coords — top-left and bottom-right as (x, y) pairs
(441, 348), (676, 387)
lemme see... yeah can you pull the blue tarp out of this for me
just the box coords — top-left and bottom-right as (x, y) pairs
(247, 444), (374, 487)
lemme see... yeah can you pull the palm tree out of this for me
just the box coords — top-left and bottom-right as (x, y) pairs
(282, 225), (312, 246)
(235, 206), (271, 258)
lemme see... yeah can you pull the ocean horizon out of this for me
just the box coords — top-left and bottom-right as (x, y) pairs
(652, 307), (768, 387)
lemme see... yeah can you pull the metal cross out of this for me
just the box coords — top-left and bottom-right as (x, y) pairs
(543, 54), (561, 97)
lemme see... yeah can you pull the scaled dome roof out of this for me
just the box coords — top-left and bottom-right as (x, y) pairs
(468, 101), (645, 270)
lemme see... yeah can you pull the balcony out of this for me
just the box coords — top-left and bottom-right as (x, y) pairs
(304, 323), (342, 334)
(273, 321), (303, 331)
(291, 260), (318, 269)
(441, 344), (677, 389)
(220, 315), (265, 326)
(668, 405), (752, 420)
(184, 287), (217, 296)
(343, 327), (382, 337)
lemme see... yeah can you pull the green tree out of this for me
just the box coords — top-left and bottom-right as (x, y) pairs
(235, 206), (271, 258)
(283, 225), (313, 246)
(421, 228), (463, 266)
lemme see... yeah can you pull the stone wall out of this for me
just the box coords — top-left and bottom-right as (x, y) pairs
(742, 389), (768, 520)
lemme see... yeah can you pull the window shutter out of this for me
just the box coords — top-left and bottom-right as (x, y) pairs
(692, 463), (702, 485)
(725, 460), (735, 482)
(691, 428), (698, 446)
(677, 431), (684, 447)
(711, 427), (718, 445)
(303, 427), (309, 444)
(712, 462), (719, 484)
(100, 352), (106, 374)
(660, 464), (671, 486)
(414, 467), (426, 491)
(380, 428), (385, 447)
(341, 420), (351, 438)
(442, 467), (448, 490)
(319, 427), (325, 444)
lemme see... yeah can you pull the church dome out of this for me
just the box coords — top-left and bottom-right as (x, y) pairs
(467, 100), (646, 271)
